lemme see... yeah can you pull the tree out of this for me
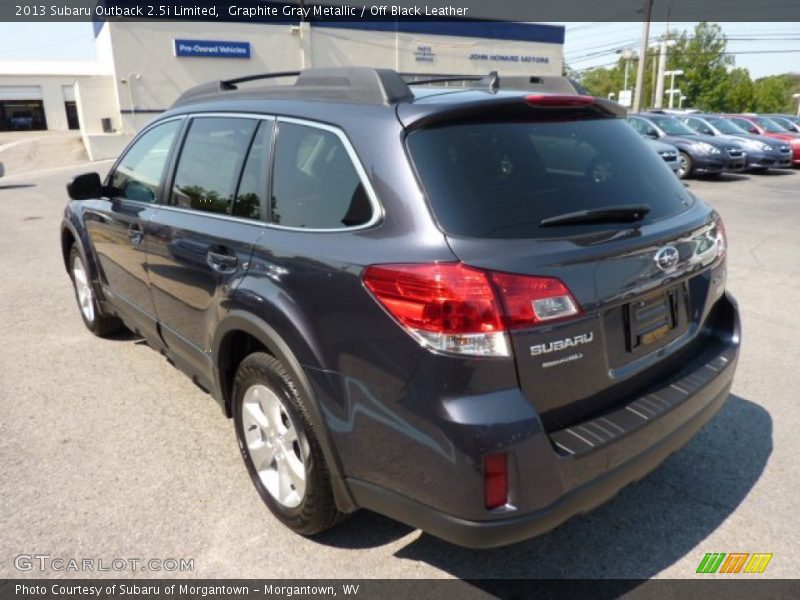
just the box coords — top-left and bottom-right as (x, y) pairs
(666, 22), (733, 111)
(724, 68), (755, 112)
(577, 55), (631, 100)
(753, 74), (798, 113)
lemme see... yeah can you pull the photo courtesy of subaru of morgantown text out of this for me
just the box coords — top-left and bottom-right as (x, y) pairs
(61, 67), (739, 548)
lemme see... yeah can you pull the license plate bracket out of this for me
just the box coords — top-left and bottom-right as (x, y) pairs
(624, 285), (683, 352)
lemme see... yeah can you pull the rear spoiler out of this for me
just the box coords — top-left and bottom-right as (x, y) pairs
(398, 94), (626, 131)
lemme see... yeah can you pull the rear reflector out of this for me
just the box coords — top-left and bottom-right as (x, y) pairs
(525, 94), (596, 107)
(484, 453), (508, 509)
(363, 263), (581, 356)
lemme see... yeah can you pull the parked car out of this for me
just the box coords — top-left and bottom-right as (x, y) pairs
(763, 114), (800, 134)
(645, 138), (681, 175)
(679, 114), (792, 171)
(721, 115), (800, 166)
(628, 113), (746, 178)
(61, 68), (739, 548)
(9, 111), (35, 130)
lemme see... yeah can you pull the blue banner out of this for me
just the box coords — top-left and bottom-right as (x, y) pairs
(174, 39), (251, 59)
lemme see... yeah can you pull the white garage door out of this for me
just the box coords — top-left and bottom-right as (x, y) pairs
(0, 86), (44, 101)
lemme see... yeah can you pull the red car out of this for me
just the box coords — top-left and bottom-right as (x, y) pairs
(722, 115), (800, 166)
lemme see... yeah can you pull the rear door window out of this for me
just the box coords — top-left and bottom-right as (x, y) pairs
(407, 118), (693, 239)
(270, 121), (373, 229)
(171, 117), (258, 215)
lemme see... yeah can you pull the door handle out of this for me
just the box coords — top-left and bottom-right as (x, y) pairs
(127, 223), (144, 246)
(206, 247), (239, 273)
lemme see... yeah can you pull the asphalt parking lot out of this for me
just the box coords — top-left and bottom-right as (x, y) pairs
(1, 164), (798, 584)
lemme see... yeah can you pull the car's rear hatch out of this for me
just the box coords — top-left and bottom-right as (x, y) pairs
(400, 93), (727, 431)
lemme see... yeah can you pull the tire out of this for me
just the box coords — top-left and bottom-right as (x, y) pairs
(68, 245), (124, 337)
(233, 352), (344, 535)
(677, 152), (693, 179)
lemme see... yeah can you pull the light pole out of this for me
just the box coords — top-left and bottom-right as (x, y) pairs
(666, 89), (682, 109)
(665, 69), (684, 109)
(794, 93), (800, 117)
(679, 94), (687, 109)
(654, 39), (677, 109)
(618, 48), (637, 91)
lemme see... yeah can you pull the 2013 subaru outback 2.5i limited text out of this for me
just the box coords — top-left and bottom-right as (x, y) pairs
(61, 68), (740, 548)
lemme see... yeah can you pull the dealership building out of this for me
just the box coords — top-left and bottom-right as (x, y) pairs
(0, 19), (565, 159)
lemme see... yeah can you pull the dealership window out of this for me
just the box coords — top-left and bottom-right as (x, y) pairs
(108, 120), (181, 203)
(270, 122), (372, 229)
(171, 117), (258, 215)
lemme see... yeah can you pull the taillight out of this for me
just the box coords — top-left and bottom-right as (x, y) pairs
(490, 272), (580, 328)
(484, 453), (508, 509)
(363, 263), (581, 357)
(362, 263), (509, 357)
(525, 94), (595, 107)
(713, 215), (727, 261)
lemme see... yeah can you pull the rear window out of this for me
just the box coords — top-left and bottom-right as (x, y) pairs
(407, 118), (694, 239)
(754, 117), (786, 133)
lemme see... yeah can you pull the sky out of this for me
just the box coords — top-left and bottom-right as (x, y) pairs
(0, 21), (797, 79)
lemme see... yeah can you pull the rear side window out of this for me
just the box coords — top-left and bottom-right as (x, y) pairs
(270, 122), (372, 229)
(171, 117), (258, 215)
(628, 117), (657, 137)
(109, 120), (181, 203)
(233, 120), (274, 221)
(407, 119), (694, 239)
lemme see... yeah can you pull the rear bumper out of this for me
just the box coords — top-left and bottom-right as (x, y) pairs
(348, 292), (740, 548)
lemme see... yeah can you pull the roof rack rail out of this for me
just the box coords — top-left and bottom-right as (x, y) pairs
(172, 67), (415, 107)
(221, 70), (301, 89)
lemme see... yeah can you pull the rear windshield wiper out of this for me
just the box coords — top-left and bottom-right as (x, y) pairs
(539, 204), (651, 227)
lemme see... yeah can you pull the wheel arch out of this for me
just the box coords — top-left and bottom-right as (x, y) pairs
(212, 311), (357, 512)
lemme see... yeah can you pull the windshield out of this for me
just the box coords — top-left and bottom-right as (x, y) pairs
(407, 118), (694, 239)
(708, 117), (746, 135)
(754, 117), (786, 133)
(648, 116), (696, 136)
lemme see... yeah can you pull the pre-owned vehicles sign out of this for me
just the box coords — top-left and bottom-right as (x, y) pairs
(173, 39), (251, 59)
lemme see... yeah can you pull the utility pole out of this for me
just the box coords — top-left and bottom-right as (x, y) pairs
(632, 0), (653, 113)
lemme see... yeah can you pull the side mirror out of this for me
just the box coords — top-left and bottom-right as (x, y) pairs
(748, 126), (759, 134)
(67, 172), (103, 200)
(645, 131), (658, 139)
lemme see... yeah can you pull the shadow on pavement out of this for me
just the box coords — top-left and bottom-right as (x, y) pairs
(749, 169), (796, 176)
(0, 184), (36, 191)
(315, 394), (771, 590)
(697, 174), (750, 183)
